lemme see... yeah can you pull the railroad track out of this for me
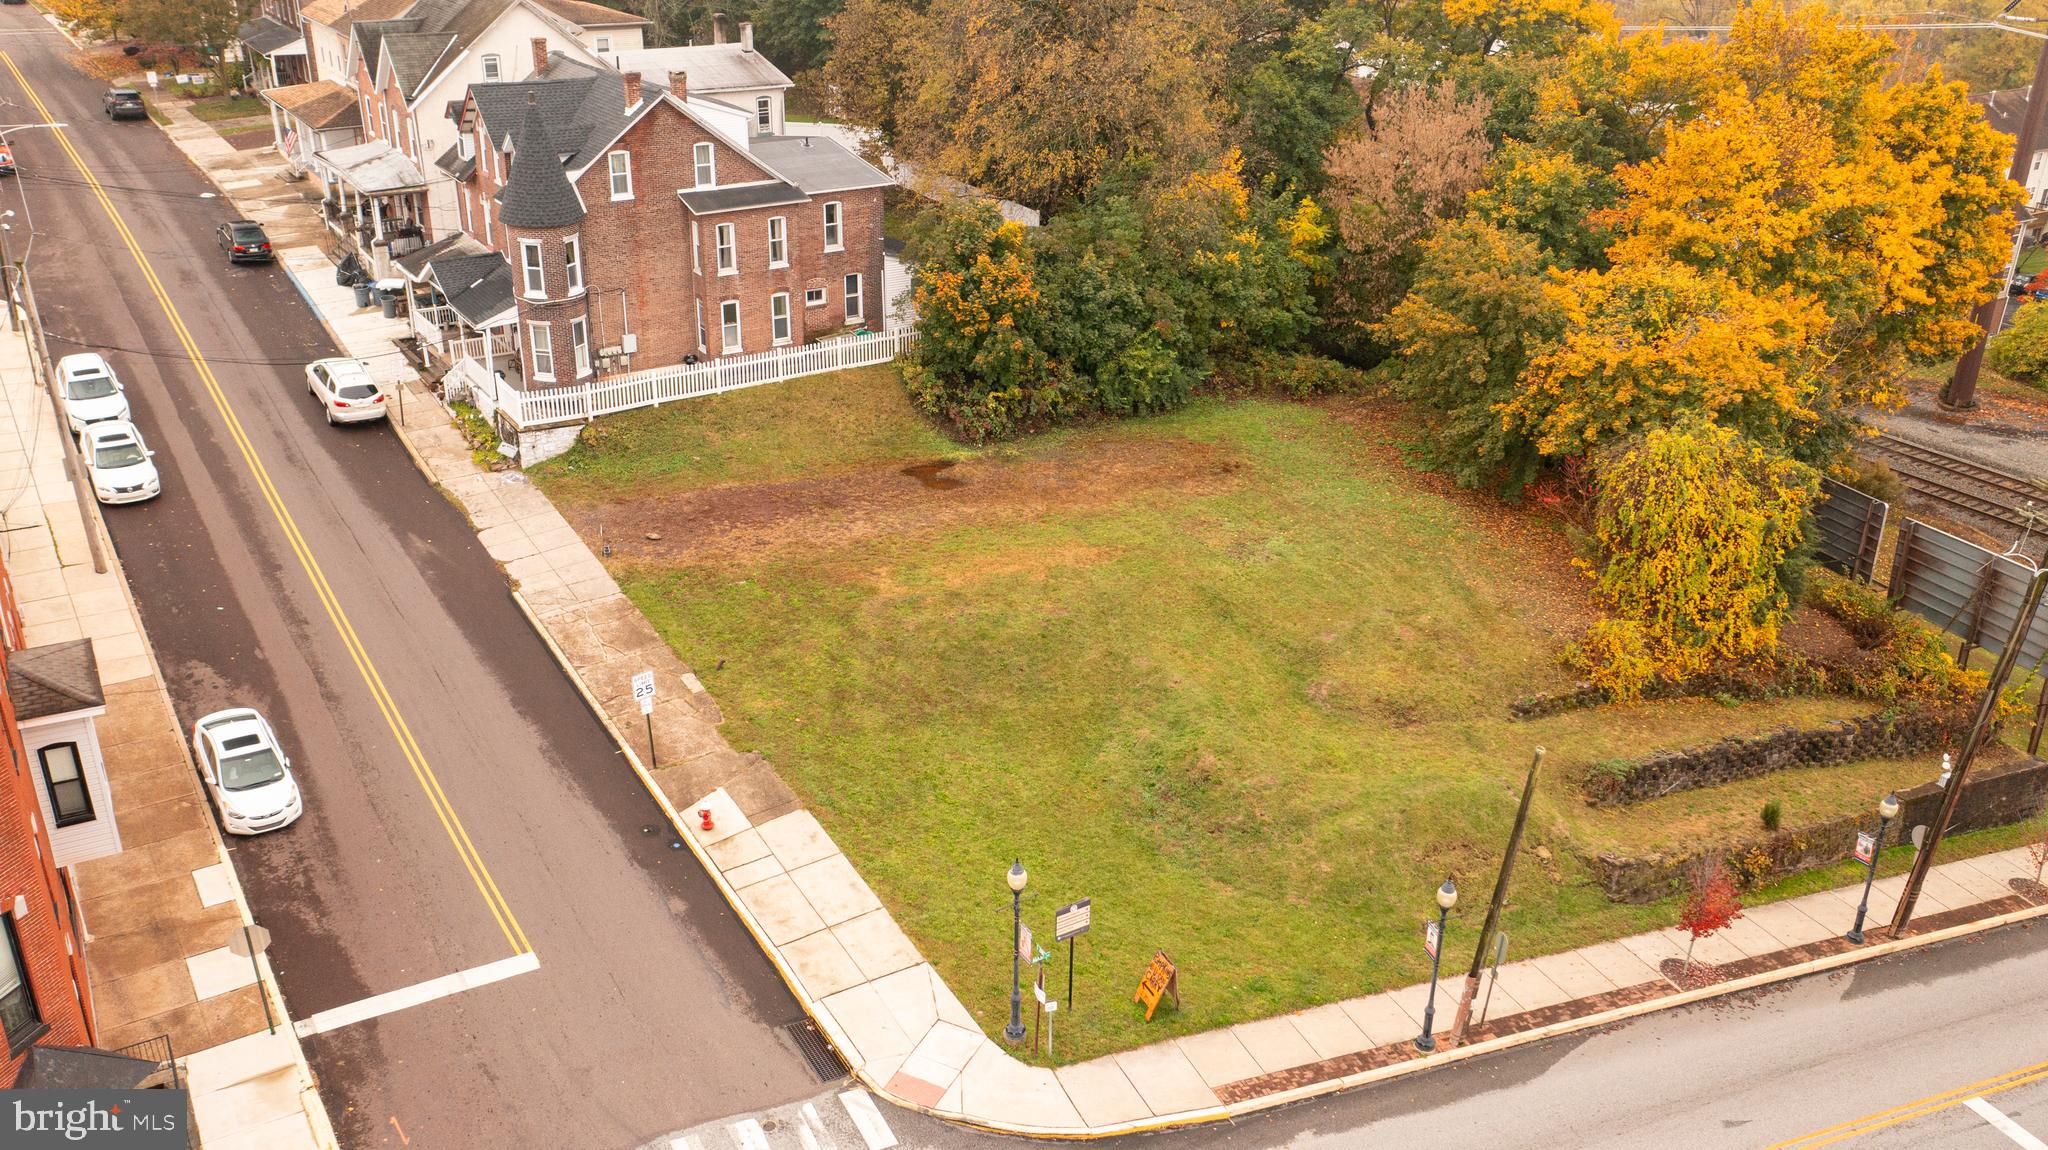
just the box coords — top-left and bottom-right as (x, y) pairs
(1861, 436), (2047, 535)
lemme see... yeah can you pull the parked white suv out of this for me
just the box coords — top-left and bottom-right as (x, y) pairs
(192, 708), (304, 835)
(56, 352), (129, 434)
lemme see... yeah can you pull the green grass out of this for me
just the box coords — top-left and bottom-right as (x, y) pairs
(535, 373), (2038, 1063)
(186, 93), (265, 122)
(2021, 247), (2046, 277)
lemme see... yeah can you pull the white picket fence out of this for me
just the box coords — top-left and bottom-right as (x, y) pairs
(501, 327), (916, 428)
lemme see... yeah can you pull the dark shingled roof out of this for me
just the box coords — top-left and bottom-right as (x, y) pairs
(241, 16), (302, 56)
(1977, 88), (2047, 159)
(431, 253), (515, 326)
(470, 56), (647, 170)
(353, 17), (423, 81)
(13, 1046), (164, 1090)
(397, 232), (487, 278)
(384, 30), (459, 98)
(677, 181), (811, 215)
(498, 95), (589, 228)
(434, 141), (475, 181)
(9, 639), (103, 722)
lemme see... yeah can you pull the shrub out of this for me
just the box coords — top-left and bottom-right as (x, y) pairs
(1836, 456), (1906, 506)
(1582, 422), (1819, 686)
(1806, 571), (1985, 706)
(1761, 799), (1781, 831)
(1234, 350), (1369, 398)
(1567, 616), (1657, 701)
(1988, 301), (2048, 386)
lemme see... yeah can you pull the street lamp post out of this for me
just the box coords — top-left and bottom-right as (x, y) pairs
(1415, 878), (1458, 1053)
(1004, 859), (1028, 1045)
(1847, 793), (1902, 944)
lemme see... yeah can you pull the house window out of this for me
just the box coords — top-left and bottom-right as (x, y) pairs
(696, 298), (706, 352)
(0, 915), (40, 1053)
(720, 299), (741, 352)
(715, 223), (736, 274)
(520, 240), (545, 298)
(822, 201), (842, 251)
(756, 96), (771, 133)
(804, 286), (825, 307)
(770, 292), (792, 345)
(767, 216), (787, 267)
(563, 234), (583, 294)
(844, 272), (863, 322)
(571, 316), (591, 376)
(693, 142), (716, 188)
(690, 221), (700, 273)
(529, 321), (555, 380)
(37, 743), (92, 827)
(595, 35), (611, 52)
(482, 53), (501, 79)
(608, 150), (632, 200)
(482, 196), (492, 244)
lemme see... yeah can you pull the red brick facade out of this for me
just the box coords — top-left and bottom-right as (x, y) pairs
(0, 553), (93, 1086)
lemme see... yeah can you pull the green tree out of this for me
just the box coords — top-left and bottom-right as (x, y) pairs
(901, 200), (1055, 441)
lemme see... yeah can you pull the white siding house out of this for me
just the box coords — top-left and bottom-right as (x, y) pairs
(11, 641), (119, 870)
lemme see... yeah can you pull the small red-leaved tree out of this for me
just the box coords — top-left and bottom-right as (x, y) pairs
(1678, 860), (1743, 983)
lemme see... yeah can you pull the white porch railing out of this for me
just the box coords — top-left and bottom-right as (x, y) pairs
(501, 327), (916, 429)
(410, 303), (458, 349)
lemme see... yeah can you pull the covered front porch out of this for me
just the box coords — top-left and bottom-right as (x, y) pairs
(398, 242), (524, 407)
(313, 141), (429, 280)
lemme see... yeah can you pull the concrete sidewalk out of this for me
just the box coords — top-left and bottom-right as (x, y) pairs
(0, 313), (334, 1147)
(161, 95), (2048, 1140)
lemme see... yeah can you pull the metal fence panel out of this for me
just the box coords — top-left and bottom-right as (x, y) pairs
(1890, 518), (2048, 663)
(1814, 476), (1888, 582)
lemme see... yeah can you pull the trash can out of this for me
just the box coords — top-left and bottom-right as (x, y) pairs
(353, 281), (373, 308)
(375, 278), (405, 318)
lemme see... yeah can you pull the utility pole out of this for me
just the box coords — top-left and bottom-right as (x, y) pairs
(1889, 553), (2048, 934)
(1946, 28), (2048, 409)
(1447, 747), (1544, 1049)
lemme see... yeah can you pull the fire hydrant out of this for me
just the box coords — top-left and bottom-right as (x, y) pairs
(699, 808), (714, 832)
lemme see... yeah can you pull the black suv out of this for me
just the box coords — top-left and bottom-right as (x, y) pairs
(103, 89), (146, 120)
(216, 220), (274, 264)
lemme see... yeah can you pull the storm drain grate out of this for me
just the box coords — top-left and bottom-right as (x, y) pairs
(784, 1018), (850, 1083)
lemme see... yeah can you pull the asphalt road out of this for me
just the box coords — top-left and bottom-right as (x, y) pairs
(0, 17), (823, 1148)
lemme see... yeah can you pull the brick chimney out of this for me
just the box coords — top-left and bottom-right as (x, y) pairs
(530, 36), (548, 75)
(622, 70), (641, 108)
(668, 70), (688, 101)
(740, 21), (754, 52)
(711, 12), (726, 44)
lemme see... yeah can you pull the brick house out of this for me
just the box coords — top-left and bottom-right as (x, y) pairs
(406, 47), (888, 392)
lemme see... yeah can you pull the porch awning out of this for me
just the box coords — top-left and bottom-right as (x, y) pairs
(315, 140), (428, 196)
(428, 253), (515, 329)
(241, 17), (302, 57)
(396, 233), (488, 281)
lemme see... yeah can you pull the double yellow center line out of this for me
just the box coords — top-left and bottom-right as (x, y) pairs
(0, 52), (531, 956)
(1765, 1055), (2048, 1148)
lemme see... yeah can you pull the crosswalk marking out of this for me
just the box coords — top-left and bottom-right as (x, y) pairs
(1967, 1097), (2048, 1150)
(838, 1091), (899, 1150)
(797, 1101), (830, 1150)
(731, 1118), (773, 1150)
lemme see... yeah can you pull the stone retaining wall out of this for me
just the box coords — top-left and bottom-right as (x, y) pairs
(1585, 708), (1968, 807)
(1586, 754), (2048, 903)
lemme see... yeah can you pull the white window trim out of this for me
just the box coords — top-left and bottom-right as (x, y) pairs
(767, 216), (787, 268)
(564, 234), (584, 295)
(756, 95), (771, 133)
(594, 35), (611, 52)
(822, 201), (843, 252)
(482, 53), (501, 79)
(608, 150), (633, 201)
(690, 220), (700, 273)
(720, 299), (741, 353)
(770, 292), (792, 345)
(804, 287), (825, 307)
(482, 196), (492, 244)
(520, 240), (545, 299)
(715, 223), (736, 276)
(528, 321), (555, 381)
(571, 316), (591, 377)
(696, 298), (706, 353)
(694, 142), (716, 189)
(844, 273), (864, 322)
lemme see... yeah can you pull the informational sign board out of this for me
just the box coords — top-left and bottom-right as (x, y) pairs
(1424, 918), (1441, 960)
(1133, 951), (1179, 1020)
(227, 924), (271, 957)
(1019, 923), (1033, 962)
(1854, 831), (1877, 865)
(1055, 898), (1092, 941)
(632, 670), (656, 715)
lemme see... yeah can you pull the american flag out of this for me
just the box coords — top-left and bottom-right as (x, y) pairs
(283, 126), (299, 155)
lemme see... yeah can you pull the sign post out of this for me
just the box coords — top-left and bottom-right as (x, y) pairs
(1054, 897), (1091, 1011)
(227, 923), (275, 1034)
(1133, 951), (1179, 1020)
(1478, 931), (1508, 1027)
(632, 670), (656, 768)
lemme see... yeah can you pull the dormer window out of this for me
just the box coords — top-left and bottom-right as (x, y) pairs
(482, 53), (501, 79)
(457, 131), (473, 161)
(693, 142), (715, 188)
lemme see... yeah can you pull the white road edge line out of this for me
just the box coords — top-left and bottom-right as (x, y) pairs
(1967, 1096), (2048, 1150)
(292, 951), (540, 1039)
(839, 1090), (898, 1150)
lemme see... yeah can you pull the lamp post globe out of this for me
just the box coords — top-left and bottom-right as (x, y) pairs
(1005, 859), (1028, 1044)
(1879, 793), (1901, 821)
(1416, 878), (1458, 1053)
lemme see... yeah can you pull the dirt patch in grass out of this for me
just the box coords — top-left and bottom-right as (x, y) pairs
(571, 434), (1244, 569)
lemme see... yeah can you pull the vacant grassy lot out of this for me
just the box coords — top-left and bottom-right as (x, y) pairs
(535, 370), (2008, 1062)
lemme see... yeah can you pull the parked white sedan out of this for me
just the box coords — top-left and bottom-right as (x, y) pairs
(304, 357), (388, 424)
(191, 708), (304, 836)
(81, 420), (159, 504)
(56, 352), (130, 435)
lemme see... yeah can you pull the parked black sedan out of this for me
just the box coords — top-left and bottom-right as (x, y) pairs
(216, 220), (275, 264)
(103, 88), (146, 120)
